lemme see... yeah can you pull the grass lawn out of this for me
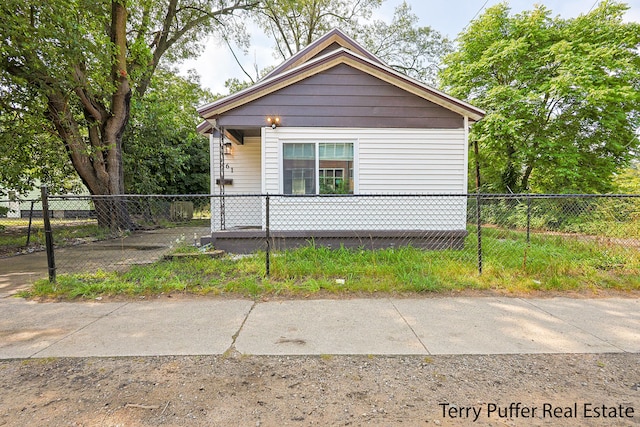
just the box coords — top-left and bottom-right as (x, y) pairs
(0, 219), (107, 256)
(22, 226), (640, 299)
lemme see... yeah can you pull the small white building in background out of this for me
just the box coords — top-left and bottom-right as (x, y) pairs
(0, 182), (93, 219)
(196, 29), (485, 252)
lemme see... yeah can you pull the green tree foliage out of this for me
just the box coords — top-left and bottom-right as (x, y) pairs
(441, 1), (640, 193)
(256, 0), (382, 61)
(229, 0), (449, 89)
(223, 77), (256, 94)
(356, 2), (451, 85)
(614, 161), (640, 193)
(0, 0), (256, 201)
(123, 69), (212, 195)
(223, 0), (383, 87)
(0, 85), (81, 197)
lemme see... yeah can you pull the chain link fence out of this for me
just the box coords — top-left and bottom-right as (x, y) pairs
(0, 195), (48, 257)
(471, 194), (639, 276)
(1, 191), (638, 282)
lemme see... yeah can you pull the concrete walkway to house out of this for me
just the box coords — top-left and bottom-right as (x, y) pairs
(0, 296), (638, 359)
(0, 226), (210, 298)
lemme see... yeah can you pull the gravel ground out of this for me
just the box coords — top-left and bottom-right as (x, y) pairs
(1, 353), (639, 426)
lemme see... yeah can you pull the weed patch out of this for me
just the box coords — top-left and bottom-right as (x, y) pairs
(22, 226), (639, 300)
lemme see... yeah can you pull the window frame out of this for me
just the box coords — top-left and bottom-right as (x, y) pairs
(319, 167), (346, 193)
(280, 140), (357, 195)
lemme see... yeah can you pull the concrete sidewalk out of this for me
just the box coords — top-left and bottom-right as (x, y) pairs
(0, 296), (638, 359)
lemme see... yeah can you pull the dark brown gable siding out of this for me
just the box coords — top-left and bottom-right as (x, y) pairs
(217, 64), (463, 129)
(310, 42), (345, 59)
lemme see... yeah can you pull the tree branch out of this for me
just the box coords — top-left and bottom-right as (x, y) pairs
(104, 0), (131, 194)
(46, 92), (109, 194)
(72, 64), (107, 123)
(221, 33), (257, 84)
(135, 0), (260, 98)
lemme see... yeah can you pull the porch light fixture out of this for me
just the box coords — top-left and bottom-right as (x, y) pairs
(223, 141), (233, 155)
(267, 116), (280, 129)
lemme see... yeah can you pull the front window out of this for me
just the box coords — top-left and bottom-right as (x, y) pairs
(283, 143), (315, 194)
(283, 142), (354, 194)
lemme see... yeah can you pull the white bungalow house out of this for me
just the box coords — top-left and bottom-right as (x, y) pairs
(197, 29), (484, 252)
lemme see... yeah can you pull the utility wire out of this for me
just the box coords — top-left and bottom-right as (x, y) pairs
(462, 0), (491, 32)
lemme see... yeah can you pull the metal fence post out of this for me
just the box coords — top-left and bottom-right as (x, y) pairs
(26, 200), (35, 248)
(265, 194), (270, 277)
(40, 186), (56, 283)
(476, 193), (482, 275)
(526, 195), (531, 245)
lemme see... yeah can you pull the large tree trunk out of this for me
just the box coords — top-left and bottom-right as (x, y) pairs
(521, 164), (534, 193)
(46, 94), (132, 230)
(44, 1), (132, 231)
(47, 89), (133, 230)
(74, 1), (133, 230)
(4, 0), (259, 230)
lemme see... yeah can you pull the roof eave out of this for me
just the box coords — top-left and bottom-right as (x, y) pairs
(198, 48), (485, 122)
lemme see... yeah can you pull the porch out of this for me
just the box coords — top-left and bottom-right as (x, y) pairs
(205, 194), (470, 253)
(202, 228), (468, 254)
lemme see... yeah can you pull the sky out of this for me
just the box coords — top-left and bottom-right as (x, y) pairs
(180, 0), (640, 94)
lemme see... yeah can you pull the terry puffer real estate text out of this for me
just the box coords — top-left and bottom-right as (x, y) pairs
(439, 402), (635, 422)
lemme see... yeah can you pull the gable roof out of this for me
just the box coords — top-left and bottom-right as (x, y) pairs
(198, 29), (484, 133)
(261, 28), (383, 80)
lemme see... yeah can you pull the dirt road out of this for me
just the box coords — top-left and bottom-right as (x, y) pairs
(1, 353), (638, 426)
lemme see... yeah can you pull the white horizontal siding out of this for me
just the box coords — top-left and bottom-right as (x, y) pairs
(264, 127), (467, 194)
(264, 128), (280, 194)
(224, 136), (262, 194)
(211, 135), (262, 231)
(358, 129), (466, 194)
(261, 127), (468, 231)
